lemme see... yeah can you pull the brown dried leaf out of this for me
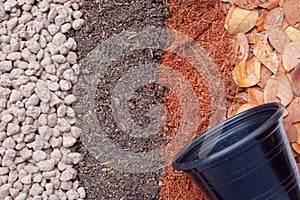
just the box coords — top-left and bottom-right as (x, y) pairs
(255, 10), (268, 31)
(232, 57), (261, 87)
(225, 6), (259, 35)
(247, 87), (264, 105)
(264, 74), (279, 103)
(259, 0), (280, 10)
(287, 101), (300, 123)
(288, 125), (298, 143)
(282, 41), (300, 71)
(282, 0), (300, 26)
(285, 26), (300, 42)
(258, 64), (273, 88)
(235, 103), (255, 115)
(253, 33), (280, 73)
(230, 0), (266, 9)
(291, 65), (300, 95)
(234, 33), (249, 64)
(295, 122), (300, 144)
(277, 72), (293, 106)
(268, 26), (291, 53)
(264, 7), (283, 30)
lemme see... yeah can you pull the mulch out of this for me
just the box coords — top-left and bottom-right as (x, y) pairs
(70, 0), (243, 199)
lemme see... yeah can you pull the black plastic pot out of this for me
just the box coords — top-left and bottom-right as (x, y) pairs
(172, 103), (300, 200)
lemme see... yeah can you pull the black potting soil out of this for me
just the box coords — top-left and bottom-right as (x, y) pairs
(70, 0), (170, 199)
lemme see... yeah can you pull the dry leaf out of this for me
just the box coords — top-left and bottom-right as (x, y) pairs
(283, 108), (289, 117)
(259, 0), (280, 10)
(282, 41), (300, 71)
(225, 6), (259, 35)
(232, 57), (261, 87)
(258, 64), (273, 88)
(234, 33), (249, 64)
(277, 72), (294, 106)
(282, 0), (300, 26)
(235, 103), (255, 115)
(255, 10), (268, 31)
(264, 74), (279, 103)
(286, 101), (300, 123)
(288, 126), (298, 142)
(253, 33), (280, 73)
(285, 26), (300, 42)
(291, 65), (300, 95)
(264, 7), (283, 30)
(291, 143), (300, 154)
(268, 26), (291, 53)
(230, 0), (266, 9)
(247, 87), (264, 105)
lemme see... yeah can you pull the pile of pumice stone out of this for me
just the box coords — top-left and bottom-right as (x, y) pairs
(0, 0), (86, 199)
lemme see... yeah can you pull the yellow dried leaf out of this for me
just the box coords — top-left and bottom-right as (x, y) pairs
(253, 33), (279, 73)
(283, 108), (289, 117)
(282, 41), (300, 71)
(247, 87), (264, 105)
(225, 6), (259, 35)
(264, 7), (283, 30)
(264, 74), (279, 104)
(285, 26), (300, 42)
(255, 10), (268, 31)
(235, 103), (255, 115)
(232, 57), (261, 87)
(234, 33), (249, 64)
(282, 0), (300, 26)
(277, 72), (293, 106)
(268, 27), (291, 53)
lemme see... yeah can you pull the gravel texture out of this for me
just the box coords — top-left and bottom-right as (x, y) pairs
(0, 0), (85, 199)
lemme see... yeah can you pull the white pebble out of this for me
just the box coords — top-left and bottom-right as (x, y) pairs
(32, 150), (47, 162)
(72, 18), (84, 30)
(0, 61), (12, 72)
(59, 79), (71, 91)
(2, 137), (16, 149)
(61, 23), (71, 33)
(48, 24), (60, 35)
(7, 123), (20, 136)
(52, 55), (66, 63)
(29, 183), (44, 196)
(62, 133), (76, 148)
(37, 159), (55, 172)
(26, 40), (40, 53)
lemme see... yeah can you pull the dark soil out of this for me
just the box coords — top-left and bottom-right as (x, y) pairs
(71, 0), (171, 199)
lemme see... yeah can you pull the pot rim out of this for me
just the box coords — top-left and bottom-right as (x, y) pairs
(172, 102), (285, 171)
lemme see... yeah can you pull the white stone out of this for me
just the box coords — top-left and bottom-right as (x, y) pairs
(60, 181), (72, 190)
(68, 152), (82, 164)
(32, 173), (43, 183)
(7, 18), (18, 31)
(9, 187), (19, 198)
(48, 8), (57, 22)
(61, 23), (71, 33)
(0, 183), (12, 199)
(0, 87), (11, 98)
(52, 55), (66, 63)
(0, 61), (13, 72)
(19, 11), (32, 24)
(52, 32), (66, 46)
(48, 113), (57, 128)
(33, 20), (44, 34)
(62, 134), (76, 148)
(20, 174), (31, 184)
(26, 40), (40, 54)
(49, 92), (62, 107)
(38, 0), (49, 12)
(77, 187), (86, 198)
(7, 52), (22, 61)
(45, 64), (56, 75)
(64, 94), (76, 105)
(20, 82), (35, 97)
(48, 24), (59, 35)
(55, 15), (66, 26)
(72, 18), (84, 30)
(29, 183), (44, 196)
(0, 167), (9, 175)
(9, 90), (23, 103)
(19, 148), (32, 160)
(32, 150), (47, 162)
(7, 123), (20, 136)
(57, 104), (66, 117)
(59, 79), (71, 91)
(24, 165), (39, 174)
(21, 48), (36, 62)
(38, 126), (52, 141)
(25, 94), (39, 108)
(2, 137), (16, 149)
(66, 189), (79, 200)
(37, 159), (55, 171)
(50, 149), (62, 165)
(15, 193), (26, 200)
(38, 113), (48, 125)
(66, 106), (75, 118)
(72, 11), (82, 19)
(39, 35), (47, 48)
(47, 81), (59, 91)
(25, 106), (41, 119)
(35, 86), (51, 103)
